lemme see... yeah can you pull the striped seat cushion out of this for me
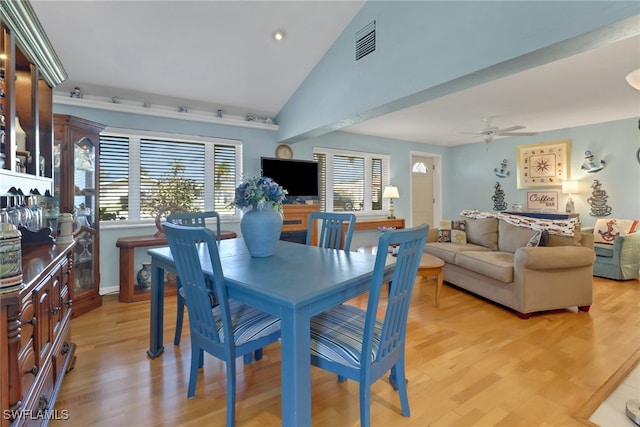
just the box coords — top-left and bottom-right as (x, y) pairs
(179, 286), (218, 307)
(310, 304), (382, 369)
(213, 299), (281, 345)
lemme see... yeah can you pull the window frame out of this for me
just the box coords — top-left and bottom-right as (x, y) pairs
(313, 147), (390, 216)
(99, 127), (242, 228)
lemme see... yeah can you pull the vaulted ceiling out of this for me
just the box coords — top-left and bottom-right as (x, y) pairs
(31, 1), (640, 147)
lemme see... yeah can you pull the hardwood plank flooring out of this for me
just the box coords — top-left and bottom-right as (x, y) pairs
(51, 275), (639, 426)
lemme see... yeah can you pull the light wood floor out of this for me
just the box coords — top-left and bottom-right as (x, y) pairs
(51, 275), (640, 427)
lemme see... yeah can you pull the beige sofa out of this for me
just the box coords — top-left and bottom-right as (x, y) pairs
(424, 213), (595, 318)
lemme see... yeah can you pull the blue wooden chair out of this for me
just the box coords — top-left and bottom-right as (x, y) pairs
(163, 223), (281, 427)
(166, 210), (221, 346)
(306, 212), (357, 250)
(309, 224), (429, 427)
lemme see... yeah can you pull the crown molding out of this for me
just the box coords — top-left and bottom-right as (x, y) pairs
(53, 94), (279, 131)
(0, 1), (67, 86)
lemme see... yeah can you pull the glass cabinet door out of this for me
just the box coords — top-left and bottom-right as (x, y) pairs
(72, 136), (97, 298)
(54, 114), (105, 317)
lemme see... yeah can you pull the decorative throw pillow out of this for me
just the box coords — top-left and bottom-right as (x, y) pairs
(593, 218), (639, 244)
(526, 230), (543, 247)
(538, 230), (550, 247)
(438, 220), (467, 244)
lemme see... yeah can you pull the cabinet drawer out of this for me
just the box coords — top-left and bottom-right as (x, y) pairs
(282, 213), (308, 231)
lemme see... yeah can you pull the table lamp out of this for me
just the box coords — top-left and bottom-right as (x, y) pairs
(382, 186), (400, 219)
(562, 180), (580, 213)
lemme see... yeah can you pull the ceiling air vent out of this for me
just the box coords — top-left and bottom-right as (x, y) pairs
(355, 20), (376, 61)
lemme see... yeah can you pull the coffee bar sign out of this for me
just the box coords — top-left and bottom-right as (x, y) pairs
(527, 191), (558, 210)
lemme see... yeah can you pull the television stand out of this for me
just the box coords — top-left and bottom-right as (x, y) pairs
(281, 204), (320, 245)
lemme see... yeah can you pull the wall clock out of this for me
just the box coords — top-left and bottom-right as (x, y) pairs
(275, 144), (293, 159)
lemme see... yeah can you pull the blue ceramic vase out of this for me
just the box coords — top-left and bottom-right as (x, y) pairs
(240, 205), (283, 257)
(136, 263), (152, 290)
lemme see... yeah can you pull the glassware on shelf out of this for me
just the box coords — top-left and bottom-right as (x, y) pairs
(28, 189), (43, 231)
(43, 196), (59, 232)
(74, 266), (94, 292)
(16, 191), (32, 229)
(74, 141), (94, 171)
(76, 205), (91, 227)
(76, 231), (93, 263)
(6, 196), (19, 226)
(0, 207), (8, 224)
(28, 201), (42, 231)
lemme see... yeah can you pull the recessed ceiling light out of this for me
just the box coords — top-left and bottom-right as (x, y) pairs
(273, 30), (285, 41)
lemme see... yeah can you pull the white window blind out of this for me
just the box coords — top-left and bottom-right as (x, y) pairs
(313, 148), (389, 214)
(213, 145), (237, 213)
(99, 135), (130, 220)
(99, 130), (241, 223)
(139, 138), (205, 219)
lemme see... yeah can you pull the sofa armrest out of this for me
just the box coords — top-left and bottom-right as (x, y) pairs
(613, 231), (640, 259)
(514, 246), (595, 270)
(579, 232), (594, 249)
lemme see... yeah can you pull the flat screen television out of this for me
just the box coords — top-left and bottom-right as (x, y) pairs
(260, 157), (319, 202)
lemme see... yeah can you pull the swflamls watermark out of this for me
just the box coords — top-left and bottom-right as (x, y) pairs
(2, 409), (70, 421)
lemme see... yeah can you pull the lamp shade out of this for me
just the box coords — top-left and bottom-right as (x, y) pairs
(562, 180), (580, 194)
(626, 68), (640, 91)
(382, 186), (399, 199)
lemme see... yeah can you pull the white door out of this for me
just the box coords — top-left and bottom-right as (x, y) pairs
(411, 154), (435, 227)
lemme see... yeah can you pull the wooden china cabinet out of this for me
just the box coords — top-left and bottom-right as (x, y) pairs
(53, 114), (105, 318)
(0, 2), (78, 426)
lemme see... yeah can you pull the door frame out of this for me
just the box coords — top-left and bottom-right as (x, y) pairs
(409, 150), (442, 228)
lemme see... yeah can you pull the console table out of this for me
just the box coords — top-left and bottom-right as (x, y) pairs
(341, 218), (405, 249)
(116, 231), (236, 303)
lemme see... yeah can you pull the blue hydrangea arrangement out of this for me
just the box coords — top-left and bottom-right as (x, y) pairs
(232, 176), (287, 213)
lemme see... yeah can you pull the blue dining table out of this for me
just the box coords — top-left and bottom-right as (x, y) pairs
(147, 237), (394, 426)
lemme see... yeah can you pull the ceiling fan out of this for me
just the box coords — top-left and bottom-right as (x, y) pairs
(462, 116), (538, 144)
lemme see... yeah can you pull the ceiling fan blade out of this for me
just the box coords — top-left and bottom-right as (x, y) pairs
(495, 125), (525, 134)
(459, 131), (485, 135)
(499, 131), (539, 136)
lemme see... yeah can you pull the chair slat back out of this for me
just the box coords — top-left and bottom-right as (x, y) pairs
(163, 223), (230, 346)
(365, 224), (428, 363)
(307, 212), (357, 250)
(166, 211), (222, 242)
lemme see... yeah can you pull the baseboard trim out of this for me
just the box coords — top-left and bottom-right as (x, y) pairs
(100, 285), (119, 296)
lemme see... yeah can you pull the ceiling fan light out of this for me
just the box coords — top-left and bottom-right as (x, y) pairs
(626, 68), (640, 91)
(484, 134), (493, 144)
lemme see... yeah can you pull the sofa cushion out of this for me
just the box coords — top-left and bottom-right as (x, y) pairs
(593, 243), (614, 258)
(498, 220), (542, 253)
(593, 218), (639, 244)
(424, 242), (491, 264)
(455, 251), (515, 283)
(464, 217), (498, 250)
(438, 220), (467, 244)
